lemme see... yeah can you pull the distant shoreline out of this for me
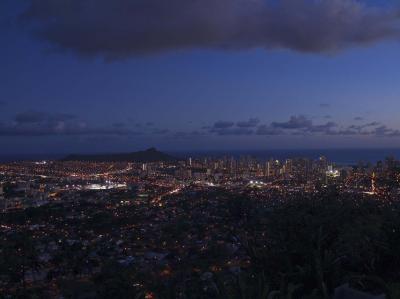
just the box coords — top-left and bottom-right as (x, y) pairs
(172, 148), (400, 166)
(2, 148), (400, 165)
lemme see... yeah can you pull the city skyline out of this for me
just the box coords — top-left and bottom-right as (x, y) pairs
(1, 0), (400, 154)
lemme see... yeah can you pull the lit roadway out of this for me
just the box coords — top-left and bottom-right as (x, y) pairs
(151, 186), (183, 206)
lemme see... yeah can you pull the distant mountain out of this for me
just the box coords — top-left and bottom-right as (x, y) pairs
(62, 148), (177, 163)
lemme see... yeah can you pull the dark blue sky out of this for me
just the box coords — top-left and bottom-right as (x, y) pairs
(1, 0), (400, 154)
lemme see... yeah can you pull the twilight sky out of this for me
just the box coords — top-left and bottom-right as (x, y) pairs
(1, 0), (400, 154)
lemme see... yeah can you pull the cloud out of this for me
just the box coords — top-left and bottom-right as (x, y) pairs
(305, 121), (338, 134)
(271, 115), (313, 129)
(0, 111), (142, 137)
(15, 111), (46, 123)
(371, 125), (400, 137)
(236, 118), (260, 128)
(112, 122), (126, 128)
(205, 116), (399, 138)
(210, 120), (254, 135)
(323, 122), (397, 137)
(0, 124), (141, 137)
(83, 135), (121, 143)
(213, 121), (235, 129)
(3, 112), (399, 140)
(354, 116), (364, 121)
(365, 121), (380, 127)
(21, 0), (400, 59)
(152, 129), (170, 135)
(15, 111), (77, 124)
(346, 121), (381, 133)
(173, 130), (205, 139)
(256, 125), (283, 135)
(213, 128), (254, 136)
(269, 115), (337, 134)
(320, 103), (330, 108)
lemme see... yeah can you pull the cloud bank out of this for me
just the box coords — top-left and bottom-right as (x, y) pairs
(0, 111), (141, 136)
(205, 115), (400, 137)
(22, 0), (400, 59)
(1, 112), (400, 140)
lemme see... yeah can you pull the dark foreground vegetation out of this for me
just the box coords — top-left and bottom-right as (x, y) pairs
(1, 190), (400, 298)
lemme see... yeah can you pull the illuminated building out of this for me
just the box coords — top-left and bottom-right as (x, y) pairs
(0, 185), (4, 200)
(371, 172), (376, 194)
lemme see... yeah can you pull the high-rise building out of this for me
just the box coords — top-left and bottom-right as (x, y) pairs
(285, 159), (293, 175)
(266, 159), (279, 178)
(318, 156), (328, 174)
(266, 161), (271, 178)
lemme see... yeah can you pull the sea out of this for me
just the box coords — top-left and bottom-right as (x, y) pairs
(2, 149), (400, 166)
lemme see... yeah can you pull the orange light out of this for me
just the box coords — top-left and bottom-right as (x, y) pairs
(145, 292), (155, 299)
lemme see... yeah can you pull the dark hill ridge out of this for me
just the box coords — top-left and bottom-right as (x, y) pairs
(62, 148), (176, 163)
